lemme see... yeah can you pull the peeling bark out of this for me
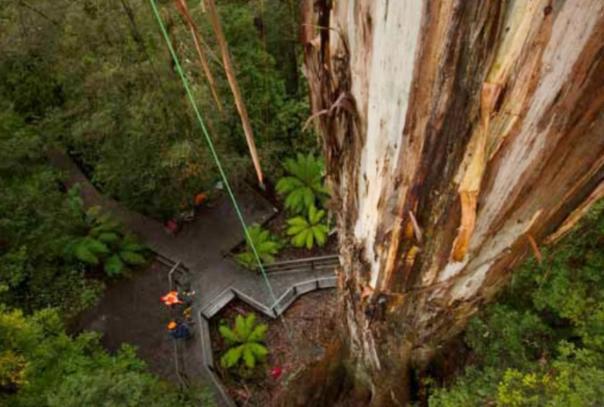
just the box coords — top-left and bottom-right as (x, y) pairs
(301, 0), (604, 405)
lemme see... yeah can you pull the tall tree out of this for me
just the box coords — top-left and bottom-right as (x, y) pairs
(300, 1), (604, 405)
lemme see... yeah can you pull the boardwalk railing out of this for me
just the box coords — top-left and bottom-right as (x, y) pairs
(262, 254), (339, 274)
(157, 253), (190, 290)
(198, 275), (337, 407)
(157, 254), (191, 390)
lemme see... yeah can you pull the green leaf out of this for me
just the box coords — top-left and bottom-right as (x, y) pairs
(85, 238), (110, 255)
(249, 323), (268, 342)
(219, 325), (239, 344)
(74, 244), (99, 265)
(286, 216), (308, 227)
(97, 232), (119, 243)
(119, 251), (146, 265)
(242, 346), (255, 368)
(306, 231), (314, 250)
(121, 241), (145, 252)
(245, 313), (257, 334)
(104, 255), (124, 276)
(235, 315), (247, 339)
(314, 226), (328, 247)
(221, 346), (243, 368)
(249, 342), (268, 358)
(292, 230), (308, 248)
(235, 252), (255, 269)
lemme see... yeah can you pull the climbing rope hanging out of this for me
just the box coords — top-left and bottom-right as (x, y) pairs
(148, 0), (292, 338)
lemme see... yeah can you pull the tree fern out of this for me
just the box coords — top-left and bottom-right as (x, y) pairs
(65, 206), (147, 277)
(286, 205), (330, 249)
(235, 224), (282, 270)
(276, 153), (329, 214)
(219, 313), (269, 370)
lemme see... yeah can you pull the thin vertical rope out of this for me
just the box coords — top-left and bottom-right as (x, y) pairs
(148, 0), (293, 339)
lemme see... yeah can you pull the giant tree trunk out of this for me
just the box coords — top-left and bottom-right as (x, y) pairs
(301, 1), (604, 405)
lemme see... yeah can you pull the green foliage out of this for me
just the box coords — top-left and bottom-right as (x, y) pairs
(0, 305), (207, 406)
(219, 313), (269, 370)
(0, 105), (102, 316)
(64, 205), (147, 277)
(0, 0), (319, 219)
(286, 205), (330, 249)
(235, 224), (282, 270)
(428, 202), (604, 406)
(215, 2), (317, 177)
(276, 153), (329, 214)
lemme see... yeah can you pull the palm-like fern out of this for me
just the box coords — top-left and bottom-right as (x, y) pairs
(235, 224), (281, 270)
(219, 313), (269, 369)
(276, 153), (329, 214)
(286, 205), (329, 249)
(65, 206), (147, 276)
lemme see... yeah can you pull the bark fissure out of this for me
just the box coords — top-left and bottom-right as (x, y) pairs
(300, 0), (604, 405)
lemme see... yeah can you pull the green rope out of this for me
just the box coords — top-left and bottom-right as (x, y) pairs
(148, 0), (280, 308)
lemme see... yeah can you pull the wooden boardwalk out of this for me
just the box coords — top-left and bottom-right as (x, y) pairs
(49, 150), (338, 406)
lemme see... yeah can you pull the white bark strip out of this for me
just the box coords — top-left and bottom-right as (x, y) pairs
(347, 1), (423, 288)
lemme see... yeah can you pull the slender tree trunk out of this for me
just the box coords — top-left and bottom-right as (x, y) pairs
(300, 1), (604, 405)
(204, 0), (265, 186)
(172, 0), (224, 113)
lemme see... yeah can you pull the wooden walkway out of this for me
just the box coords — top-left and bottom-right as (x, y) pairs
(49, 150), (338, 406)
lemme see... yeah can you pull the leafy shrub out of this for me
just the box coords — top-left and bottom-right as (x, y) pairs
(286, 205), (329, 249)
(219, 313), (269, 370)
(235, 224), (281, 270)
(276, 153), (329, 214)
(65, 204), (147, 277)
(0, 105), (103, 316)
(0, 306), (209, 406)
(428, 202), (604, 406)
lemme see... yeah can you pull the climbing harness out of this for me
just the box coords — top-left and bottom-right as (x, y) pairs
(148, 0), (293, 340)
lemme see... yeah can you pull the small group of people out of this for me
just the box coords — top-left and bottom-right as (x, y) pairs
(161, 288), (196, 341)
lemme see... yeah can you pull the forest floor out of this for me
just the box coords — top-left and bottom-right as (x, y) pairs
(210, 290), (338, 406)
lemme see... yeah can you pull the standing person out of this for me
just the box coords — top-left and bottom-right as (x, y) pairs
(160, 290), (183, 307)
(167, 320), (192, 340)
(194, 191), (209, 215)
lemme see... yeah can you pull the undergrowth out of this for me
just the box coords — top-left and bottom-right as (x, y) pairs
(428, 202), (604, 406)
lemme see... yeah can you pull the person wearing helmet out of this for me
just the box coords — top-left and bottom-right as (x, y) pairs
(167, 320), (192, 340)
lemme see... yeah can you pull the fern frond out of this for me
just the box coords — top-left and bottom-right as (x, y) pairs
(104, 255), (124, 276)
(219, 325), (239, 344)
(286, 205), (330, 249)
(221, 345), (243, 368)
